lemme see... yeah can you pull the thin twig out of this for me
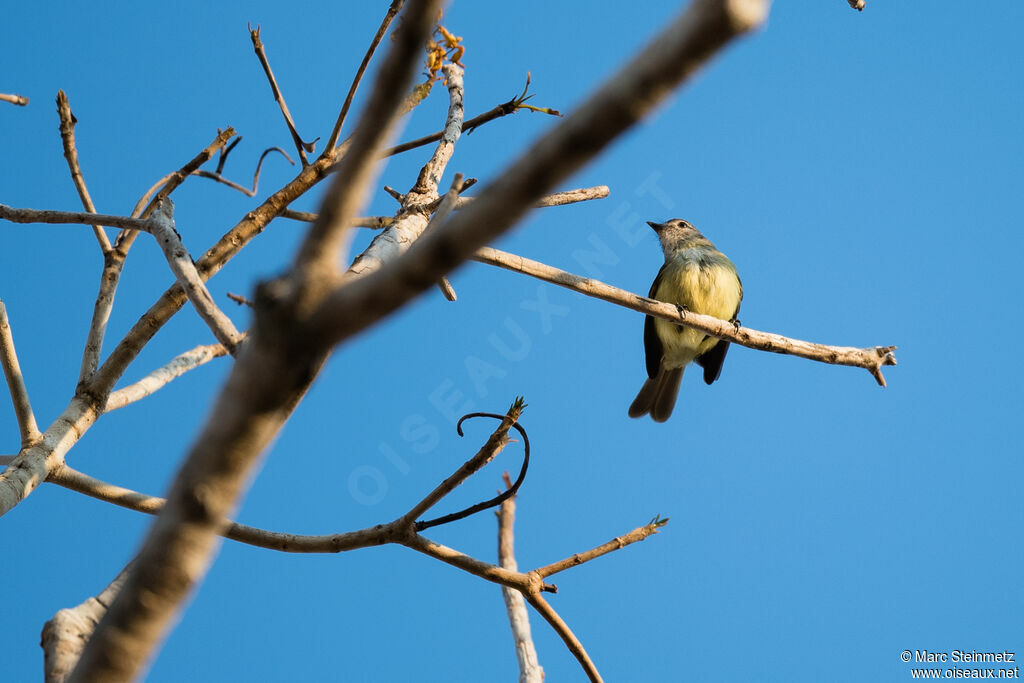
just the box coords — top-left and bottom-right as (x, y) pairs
(535, 516), (668, 578)
(104, 342), (231, 413)
(250, 25), (316, 165)
(226, 292), (254, 308)
(0, 92), (29, 106)
(280, 209), (394, 229)
(148, 200), (243, 354)
(472, 245), (898, 385)
(194, 146), (294, 197)
(0, 301), (41, 447)
(55, 90), (110, 252)
(382, 72), (561, 158)
(325, 0), (406, 152)
(497, 472), (545, 683)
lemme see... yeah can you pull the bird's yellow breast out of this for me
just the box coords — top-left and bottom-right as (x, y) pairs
(653, 255), (741, 369)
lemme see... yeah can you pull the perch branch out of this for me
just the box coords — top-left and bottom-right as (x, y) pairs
(305, 0), (769, 350)
(55, 90), (110, 252)
(0, 301), (40, 447)
(473, 246), (897, 385)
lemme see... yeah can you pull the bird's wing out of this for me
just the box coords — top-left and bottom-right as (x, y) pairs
(643, 264), (668, 379)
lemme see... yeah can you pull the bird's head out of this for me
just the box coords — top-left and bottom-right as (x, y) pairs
(647, 218), (710, 252)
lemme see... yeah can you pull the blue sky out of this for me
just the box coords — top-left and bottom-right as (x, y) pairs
(2, 1), (1022, 681)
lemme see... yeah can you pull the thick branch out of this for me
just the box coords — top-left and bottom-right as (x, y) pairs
(473, 246), (898, 385)
(68, 3), (442, 680)
(0, 301), (40, 447)
(42, 564), (132, 683)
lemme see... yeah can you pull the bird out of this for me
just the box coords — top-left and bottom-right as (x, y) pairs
(628, 219), (743, 422)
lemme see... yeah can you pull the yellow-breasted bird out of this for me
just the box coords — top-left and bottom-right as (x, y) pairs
(628, 219), (743, 422)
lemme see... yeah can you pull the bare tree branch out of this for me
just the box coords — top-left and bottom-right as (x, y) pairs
(67, 3), (444, 679)
(249, 25), (316, 165)
(325, 0), (406, 152)
(280, 185), (611, 229)
(113, 128), (236, 254)
(194, 145), (294, 197)
(473, 245), (898, 385)
(42, 564), (131, 683)
(343, 61), (466, 279)
(55, 90), (110, 252)
(0, 92), (29, 106)
(104, 343), (230, 413)
(0, 205), (153, 233)
(382, 73), (561, 158)
(497, 473), (544, 683)
(305, 0), (768, 351)
(148, 199), (243, 354)
(536, 516), (668, 578)
(525, 593), (602, 683)
(429, 173), (465, 300)
(0, 301), (40, 447)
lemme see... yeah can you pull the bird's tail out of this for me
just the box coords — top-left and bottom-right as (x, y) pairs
(628, 367), (683, 422)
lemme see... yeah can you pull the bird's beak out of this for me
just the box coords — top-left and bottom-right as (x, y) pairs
(646, 221), (661, 230)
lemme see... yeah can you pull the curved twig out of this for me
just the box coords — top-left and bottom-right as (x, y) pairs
(415, 412), (530, 531)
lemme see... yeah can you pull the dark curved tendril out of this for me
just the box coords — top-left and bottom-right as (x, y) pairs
(414, 412), (530, 532)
